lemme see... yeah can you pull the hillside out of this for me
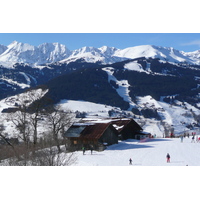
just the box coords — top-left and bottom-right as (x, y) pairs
(34, 57), (200, 135)
(44, 66), (130, 110)
(43, 58), (200, 106)
(57, 97), (200, 136)
(0, 59), (101, 99)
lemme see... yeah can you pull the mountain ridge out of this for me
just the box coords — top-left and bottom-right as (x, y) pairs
(0, 41), (200, 68)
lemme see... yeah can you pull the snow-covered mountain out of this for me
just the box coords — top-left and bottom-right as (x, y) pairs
(0, 41), (71, 67)
(60, 46), (125, 64)
(114, 45), (200, 65)
(183, 49), (200, 61)
(0, 42), (124, 67)
(0, 41), (200, 67)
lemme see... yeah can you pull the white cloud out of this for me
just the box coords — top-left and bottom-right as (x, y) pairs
(181, 40), (200, 47)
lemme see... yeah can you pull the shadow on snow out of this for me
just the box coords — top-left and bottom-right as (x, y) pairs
(143, 138), (173, 143)
(106, 141), (153, 151)
(106, 138), (172, 151)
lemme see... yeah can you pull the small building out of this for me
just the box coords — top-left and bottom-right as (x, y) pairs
(110, 118), (143, 140)
(135, 131), (151, 140)
(65, 123), (118, 151)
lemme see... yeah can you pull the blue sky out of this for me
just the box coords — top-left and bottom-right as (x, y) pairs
(0, 33), (200, 52)
(1, 1), (200, 52)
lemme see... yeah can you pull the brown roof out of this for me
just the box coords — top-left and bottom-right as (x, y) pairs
(79, 123), (114, 139)
(66, 118), (142, 140)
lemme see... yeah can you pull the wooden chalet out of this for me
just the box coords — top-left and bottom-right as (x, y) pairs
(110, 118), (147, 140)
(65, 123), (118, 151)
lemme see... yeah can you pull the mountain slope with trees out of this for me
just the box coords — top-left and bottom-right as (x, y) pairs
(40, 58), (200, 110)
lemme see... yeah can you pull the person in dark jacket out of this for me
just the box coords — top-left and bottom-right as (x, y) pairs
(90, 145), (93, 155)
(166, 153), (170, 163)
(129, 158), (132, 165)
(82, 147), (85, 155)
(191, 136), (195, 143)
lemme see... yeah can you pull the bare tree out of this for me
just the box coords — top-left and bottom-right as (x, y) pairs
(8, 110), (30, 146)
(6, 92), (32, 146)
(27, 90), (52, 148)
(6, 89), (50, 147)
(45, 105), (74, 153)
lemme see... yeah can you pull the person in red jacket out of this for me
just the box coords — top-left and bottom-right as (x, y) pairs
(166, 153), (170, 163)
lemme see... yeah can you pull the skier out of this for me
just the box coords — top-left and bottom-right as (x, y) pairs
(191, 135), (195, 143)
(129, 158), (132, 165)
(90, 145), (93, 155)
(180, 135), (183, 142)
(166, 153), (170, 163)
(82, 146), (85, 155)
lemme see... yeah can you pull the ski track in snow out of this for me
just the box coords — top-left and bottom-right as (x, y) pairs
(102, 67), (136, 110)
(19, 72), (31, 85)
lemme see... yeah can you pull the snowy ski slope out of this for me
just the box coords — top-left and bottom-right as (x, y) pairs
(73, 137), (200, 166)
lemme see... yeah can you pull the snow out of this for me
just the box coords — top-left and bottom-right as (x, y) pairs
(73, 137), (200, 166)
(58, 99), (116, 118)
(114, 45), (156, 58)
(124, 61), (146, 73)
(102, 67), (136, 110)
(50, 98), (200, 166)
(136, 95), (200, 134)
(0, 89), (49, 137)
(0, 41), (71, 67)
(158, 100), (200, 134)
(0, 76), (30, 89)
(142, 121), (164, 137)
(56, 94), (200, 137)
(114, 45), (200, 65)
(61, 46), (125, 64)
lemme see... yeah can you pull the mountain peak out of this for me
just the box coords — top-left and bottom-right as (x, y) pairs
(7, 41), (35, 52)
(10, 40), (19, 45)
(99, 46), (118, 55)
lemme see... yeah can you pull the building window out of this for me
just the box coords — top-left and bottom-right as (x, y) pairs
(74, 140), (77, 145)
